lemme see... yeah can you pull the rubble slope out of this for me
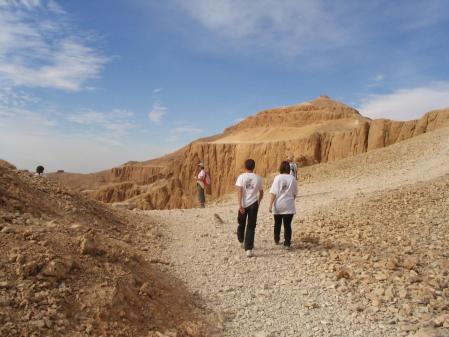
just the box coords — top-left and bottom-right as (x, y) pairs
(0, 161), (210, 337)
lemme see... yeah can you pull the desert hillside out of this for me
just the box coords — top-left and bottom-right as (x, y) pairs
(0, 161), (211, 337)
(147, 125), (449, 337)
(2, 125), (448, 337)
(49, 96), (449, 210)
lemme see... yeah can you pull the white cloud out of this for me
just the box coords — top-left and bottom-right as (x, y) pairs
(47, 0), (65, 14)
(359, 82), (449, 120)
(0, 87), (38, 108)
(375, 74), (384, 82)
(153, 88), (162, 94)
(0, 103), (158, 173)
(148, 102), (167, 123)
(175, 0), (346, 55)
(0, 0), (42, 10)
(0, 0), (108, 91)
(0, 125), (156, 173)
(170, 0), (449, 58)
(67, 111), (106, 125)
(168, 124), (203, 142)
(67, 109), (134, 138)
(367, 74), (386, 88)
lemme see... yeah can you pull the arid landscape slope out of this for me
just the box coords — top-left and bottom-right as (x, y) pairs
(2, 108), (448, 337)
(49, 96), (449, 210)
(148, 125), (449, 337)
(0, 161), (211, 337)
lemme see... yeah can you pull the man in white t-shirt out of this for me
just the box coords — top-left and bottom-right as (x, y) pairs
(235, 159), (264, 257)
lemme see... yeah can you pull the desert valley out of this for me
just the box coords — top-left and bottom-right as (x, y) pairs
(1, 97), (449, 337)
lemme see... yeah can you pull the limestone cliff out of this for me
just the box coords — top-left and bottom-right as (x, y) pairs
(49, 97), (449, 210)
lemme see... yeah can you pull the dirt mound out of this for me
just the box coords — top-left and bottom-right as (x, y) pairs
(49, 97), (449, 210)
(0, 159), (16, 170)
(0, 163), (210, 337)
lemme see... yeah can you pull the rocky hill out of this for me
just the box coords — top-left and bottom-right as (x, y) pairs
(49, 96), (449, 210)
(0, 161), (211, 337)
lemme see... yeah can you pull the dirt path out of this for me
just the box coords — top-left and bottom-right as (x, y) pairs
(145, 128), (449, 337)
(151, 202), (393, 337)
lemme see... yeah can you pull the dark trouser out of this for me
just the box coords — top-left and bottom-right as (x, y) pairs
(237, 201), (259, 250)
(274, 214), (294, 246)
(196, 184), (205, 208)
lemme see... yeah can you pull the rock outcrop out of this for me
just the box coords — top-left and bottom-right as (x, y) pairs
(49, 96), (449, 210)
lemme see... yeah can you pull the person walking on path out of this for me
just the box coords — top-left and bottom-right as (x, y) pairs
(289, 158), (298, 180)
(269, 160), (298, 248)
(196, 162), (206, 208)
(235, 159), (264, 257)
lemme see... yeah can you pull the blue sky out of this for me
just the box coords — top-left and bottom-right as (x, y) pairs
(1, 0), (449, 173)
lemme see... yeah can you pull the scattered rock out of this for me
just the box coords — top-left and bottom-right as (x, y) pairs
(1, 226), (16, 234)
(214, 213), (225, 224)
(79, 233), (104, 256)
(336, 268), (350, 280)
(304, 302), (320, 309)
(403, 257), (419, 270)
(414, 327), (449, 337)
(41, 258), (73, 280)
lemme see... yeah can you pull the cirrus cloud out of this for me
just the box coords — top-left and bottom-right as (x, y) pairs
(148, 102), (168, 123)
(0, 0), (108, 91)
(175, 0), (345, 56)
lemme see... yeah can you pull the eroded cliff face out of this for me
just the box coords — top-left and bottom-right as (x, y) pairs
(50, 97), (449, 210)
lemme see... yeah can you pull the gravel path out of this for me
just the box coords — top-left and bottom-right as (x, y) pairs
(146, 127), (449, 337)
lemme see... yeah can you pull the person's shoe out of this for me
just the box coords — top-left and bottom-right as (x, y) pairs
(240, 242), (245, 249)
(245, 250), (253, 258)
(284, 244), (292, 250)
(274, 240), (280, 245)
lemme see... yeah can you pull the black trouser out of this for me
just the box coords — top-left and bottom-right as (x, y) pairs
(273, 214), (294, 246)
(237, 201), (259, 250)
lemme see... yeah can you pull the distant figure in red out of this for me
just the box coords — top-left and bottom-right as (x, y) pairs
(196, 162), (206, 208)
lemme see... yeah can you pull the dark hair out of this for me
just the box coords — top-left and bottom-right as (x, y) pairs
(279, 161), (290, 174)
(244, 159), (255, 171)
(36, 165), (44, 174)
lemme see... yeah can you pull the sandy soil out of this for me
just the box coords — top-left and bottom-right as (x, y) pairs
(144, 127), (449, 337)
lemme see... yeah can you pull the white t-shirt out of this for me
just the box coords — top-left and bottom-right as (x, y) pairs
(197, 169), (206, 189)
(235, 172), (263, 208)
(198, 169), (206, 180)
(269, 174), (297, 214)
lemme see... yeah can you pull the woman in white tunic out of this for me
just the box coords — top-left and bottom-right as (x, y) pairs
(269, 161), (297, 247)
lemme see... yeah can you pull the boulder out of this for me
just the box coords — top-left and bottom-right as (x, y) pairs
(79, 233), (104, 256)
(41, 258), (73, 280)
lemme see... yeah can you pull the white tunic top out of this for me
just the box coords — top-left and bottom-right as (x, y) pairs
(269, 174), (297, 214)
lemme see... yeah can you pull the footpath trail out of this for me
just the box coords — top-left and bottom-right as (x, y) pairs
(150, 200), (394, 337)
(146, 127), (449, 337)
